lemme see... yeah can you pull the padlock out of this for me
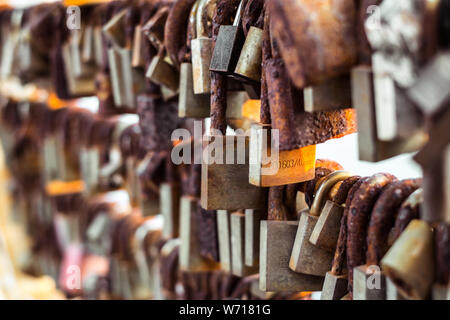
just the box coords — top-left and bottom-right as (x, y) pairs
(195, 202), (220, 262)
(346, 173), (397, 297)
(269, 0), (357, 88)
(234, 25), (263, 82)
(351, 66), (426, 162)
(381, 220), (434, 300)
(230, 211), (258, 276)
(191, 0), (216, 94)
(131, 25), (144, 68)
(432, 223), (450, 300)
(210, 0), (245, 74)
(321, 177), (366, 300)
(217, 210), (232, 272)
(355, 179), (421, 300)
(304, 75), (352, 112)
(179, 62), (211, 118)
(249, 123), (317, 187)
(290, 171), (353, 276)
(79, 146), (100, 195)
(260, 186), (324, 292)
(201, 134), (268, 211)
(311, 175), (362, 252)
(260, 220), (323, 292)
(146, 51), (180, 93)
(81, 24), (94, 63)
(93, 26), (104, 67)
(244, 208), (265, 268)
(160, 183), (180, 240)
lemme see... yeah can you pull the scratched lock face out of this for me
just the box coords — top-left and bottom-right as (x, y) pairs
(66, 6), (81, 31)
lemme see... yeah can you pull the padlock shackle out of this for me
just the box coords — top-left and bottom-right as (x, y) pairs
(233, 0), (245, 27)
(310, 171), (353, 217)
(196, 0), (216, 39)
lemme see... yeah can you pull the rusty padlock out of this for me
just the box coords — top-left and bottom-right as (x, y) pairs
(146, 47), (180, 94)
(290, 171), (353, 276)
(209, 0), (245, 74)
(260, 186), (324, 292)
(346, 173), (397, 298)
(191, 0), (217, 94)
(353, 179), (421, 300)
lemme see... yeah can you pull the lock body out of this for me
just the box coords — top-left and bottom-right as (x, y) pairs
(217, 210), (232, 272)
(201, 135), (267, 211)
(179, 62), (210, 118)
(353, 265), (386, 300)
(260, 220), (324, 292)
(321, 272), (348, 300)
(245, 209), (263, 267)
(310, 200), (344, 251)
(191, 37), (214, 94)
(381, 220), (434, 300)
(231, 212), (258, 276)
(234, 26), (263, 82)
(290, 210), (334, 276)
(146, 56), (179, 93)
(179, 196), (220, 271)
(304, 75), (352, 112)
(210, 25), (244, 74)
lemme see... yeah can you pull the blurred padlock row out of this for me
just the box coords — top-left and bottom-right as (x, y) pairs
(0, 0), (448, 300)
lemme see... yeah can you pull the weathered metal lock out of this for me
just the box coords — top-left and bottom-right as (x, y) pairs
(260, 186), (324, 292)
(244, 208), (265, 268)
(310, 176), (361, 251)
(146, 51), (180, 94)
(304, 75), (352, 112)
(290, 171), (353, 276)
(381, 220), (435, 300)
(160, 182), (180, 240)
(234, 25), (263, 82)
(249, 123), (317, 187)
(351, 66), (426, 162)
(179, 0), (211, 118)
(79, 146), (100, 195)
(353, 179), (421, 300)
(230, 211), (258, 276)
(201, 134), (268, 211)
(191, 0), (217, 94)
(217, 210), (232, 272)
(210, 0), (245, 74)
(321, 177), (366, 300)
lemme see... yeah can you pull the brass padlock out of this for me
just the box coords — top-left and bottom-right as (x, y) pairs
(304, 75), (352, 112)
(230, 211), (258, 276)
(201, 134), (268, 211)
(210, 0), (245, 74)
(260, 186), (324, 292)
(381, 220), (434, 300)
(310, 176), (362, 251)
(179, 62), (211, 118)
(249, 123), (317, 187)
(290, 171), (353, 276)
(191, 0), (216, 94)
(234, 26), (263, 82)
(321, 177), (366, 300)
